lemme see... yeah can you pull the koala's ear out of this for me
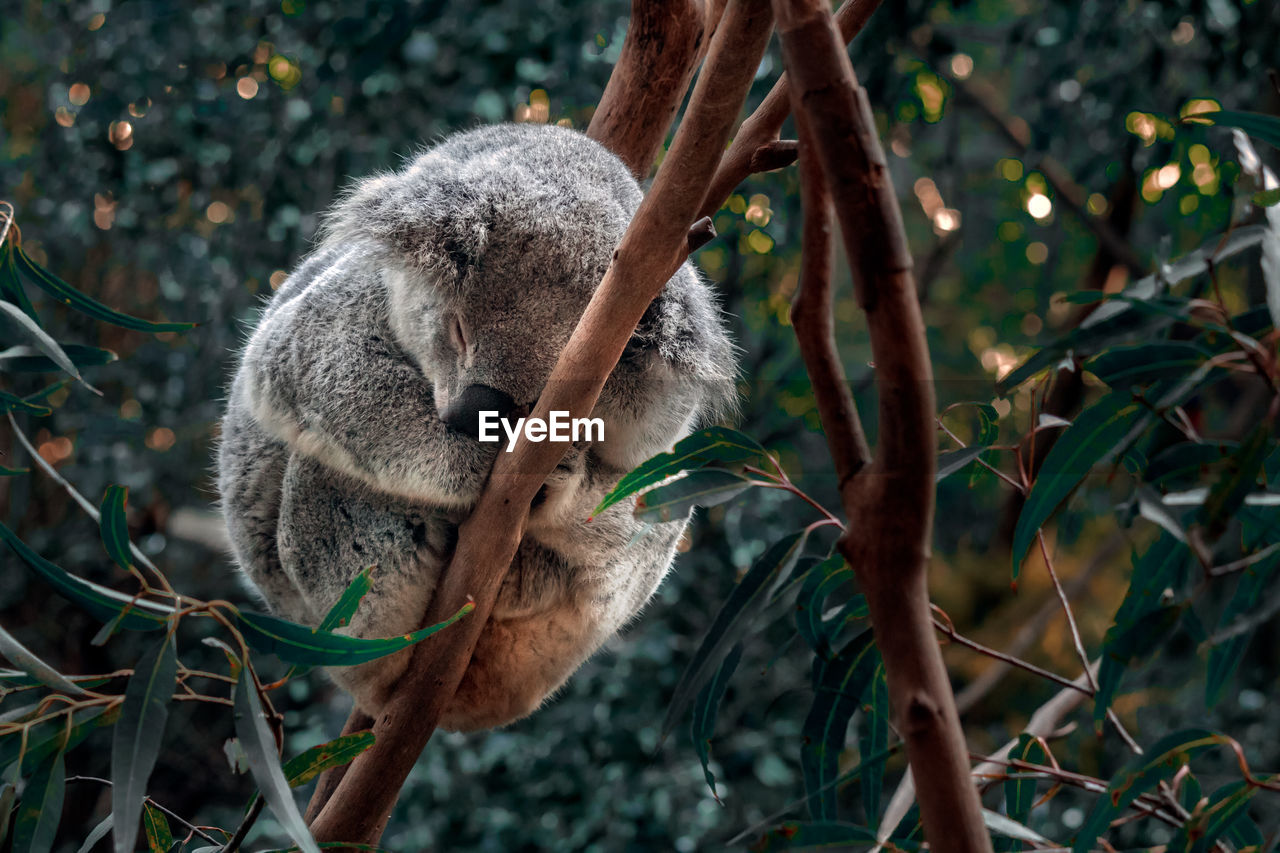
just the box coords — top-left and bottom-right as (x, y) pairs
(320, 167), (488, 285)
(625, 264), (739, 423)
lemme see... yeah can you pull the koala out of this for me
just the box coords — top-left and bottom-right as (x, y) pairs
(218, 123), (736, 732)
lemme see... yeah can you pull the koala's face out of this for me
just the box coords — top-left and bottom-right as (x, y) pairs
(386, 256), (598, 439)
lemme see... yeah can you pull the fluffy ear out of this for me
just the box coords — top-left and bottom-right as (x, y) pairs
(630, 263), (739, 424)
(320, 167), (494, 285)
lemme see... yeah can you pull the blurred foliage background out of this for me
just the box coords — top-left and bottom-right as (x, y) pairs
(1, 0), (1279, 849)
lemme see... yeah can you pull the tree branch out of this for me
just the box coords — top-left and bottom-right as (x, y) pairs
(698, 0), (883, 221)
(774, 0), (991, 849)
(306, 0), (774, 846)
(587, 0), (718, 179)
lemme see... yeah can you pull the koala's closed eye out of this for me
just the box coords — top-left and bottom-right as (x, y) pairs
(448, 314), (469, 356)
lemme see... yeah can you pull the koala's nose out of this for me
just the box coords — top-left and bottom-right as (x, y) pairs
(440, 384), (517, 439)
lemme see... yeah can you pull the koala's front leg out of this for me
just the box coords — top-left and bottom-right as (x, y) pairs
(239, 258), (497, 510)
(276, 451), (458, 716)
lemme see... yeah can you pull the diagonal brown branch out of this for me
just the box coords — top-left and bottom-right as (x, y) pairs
(306, 1), (774, 846)
(774, 0), (992, 849)
(587, 0), (721, 179)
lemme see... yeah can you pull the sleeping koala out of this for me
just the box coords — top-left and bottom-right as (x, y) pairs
(218, 123), (736, 731)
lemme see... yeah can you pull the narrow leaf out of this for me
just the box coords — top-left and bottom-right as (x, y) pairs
(1074, 729), (1225, 853)
(0, 521), (171, 630)
(0, 343), (116, 373)
(0, 391), (51, 417)
(0, 301), (85, 386)
(1012, 393), (1144, 578)
(801, 630), (880, 821)
(1190, 109), (1280, 149)
(634, 468), (755, 523)
(936, 446), (986, 482)
(12, 748), (65, 853)
(15, 246), (195, 334)
(112, 631), (178, 853)
(0, 622), (86, 696)
(142, 804), (173, 853)
(234, 665), (320, 853)
(75, 816), (112, 853)
(594, 426), (767, 516)
(1086, 342), (1212, 387)
(233, 599), (471, 667)
(751, 821), (887, 851)
(282, 730), (376, 788)
(857, 664), (888, 823)
(1206, 547), (1280, 706)
(99, 485), (135, 572)
(691, 643), (742, 802)
(1004, 734), (1049, 828)
(664, 532), (808, 738)
(318, 567), (376, 633)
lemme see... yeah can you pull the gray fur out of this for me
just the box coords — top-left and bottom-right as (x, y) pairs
(218, 123), (736, 731)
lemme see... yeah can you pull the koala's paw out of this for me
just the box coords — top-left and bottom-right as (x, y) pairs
(530, 445), (588, 526)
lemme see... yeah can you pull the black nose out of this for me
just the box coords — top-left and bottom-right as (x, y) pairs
(440, 384), (517, 438)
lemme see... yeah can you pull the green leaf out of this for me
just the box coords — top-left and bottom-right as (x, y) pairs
(99, 485), (134, 573)
(1012, 393), (1144, 579)
(1086, 342), (1213, 387)
(0, 465), (28, 476)
(998, 225), (1269, 394)
(983, 809), (1054, 846)
(664, 532), (808, 739)
(1199, 425), (1270, 534)
(0, 343), (117, 373)
(750, 821), (890, 851)
(0, 391), (51, 417)
(75, 816), (112, 853)
(1175, 781), (1258, 853)
(594, 426), (767, 516)
(0, 622), (87, 696)
(634, 468), (755, 523)
(0, 706), (115, 778)
(794, 555), (857, 658)
(112, 631), (178, 853)
(1144, 441), (1237, 487)
(1206, 546), (1280, 706)
(319, 567), (376, 633)
(0, 301), (85, 387)
(801, 630), (880, 821)
(936, 446), (986, 482)
(282, 730), (376, 788)
(142, 804), (173, 853)
(0, 521), (171, 630)
(1189, 109), (1280, 149)
(0, 245), (37, 321)
(14, 246), (195, 334)
(232, 600), (471, 667)
(233, 665), (321, 853)
(1255, 187), (1280, 207)
(1073, 729), (1225, 853)
(1004, 734), (1049, 843)
(690, 642), (742, 802)
(857, 663), (888, 823)
(1095, 534), (1190, 726)
(11, 747), (65, 853)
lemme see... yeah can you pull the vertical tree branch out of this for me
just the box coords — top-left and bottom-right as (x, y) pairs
(789, 108), (871, 486)
(587, 0), (718, 179)
(775, 0), (992, 848)
(698, 0), (883, 221)
(306, 1), (774, 846)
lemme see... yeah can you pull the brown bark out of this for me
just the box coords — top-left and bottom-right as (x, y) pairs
(586, 0), (719, 180)
(775, 0), (992, 849)
(306, 1), (774, 846)
(698, 0), (883, 221)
